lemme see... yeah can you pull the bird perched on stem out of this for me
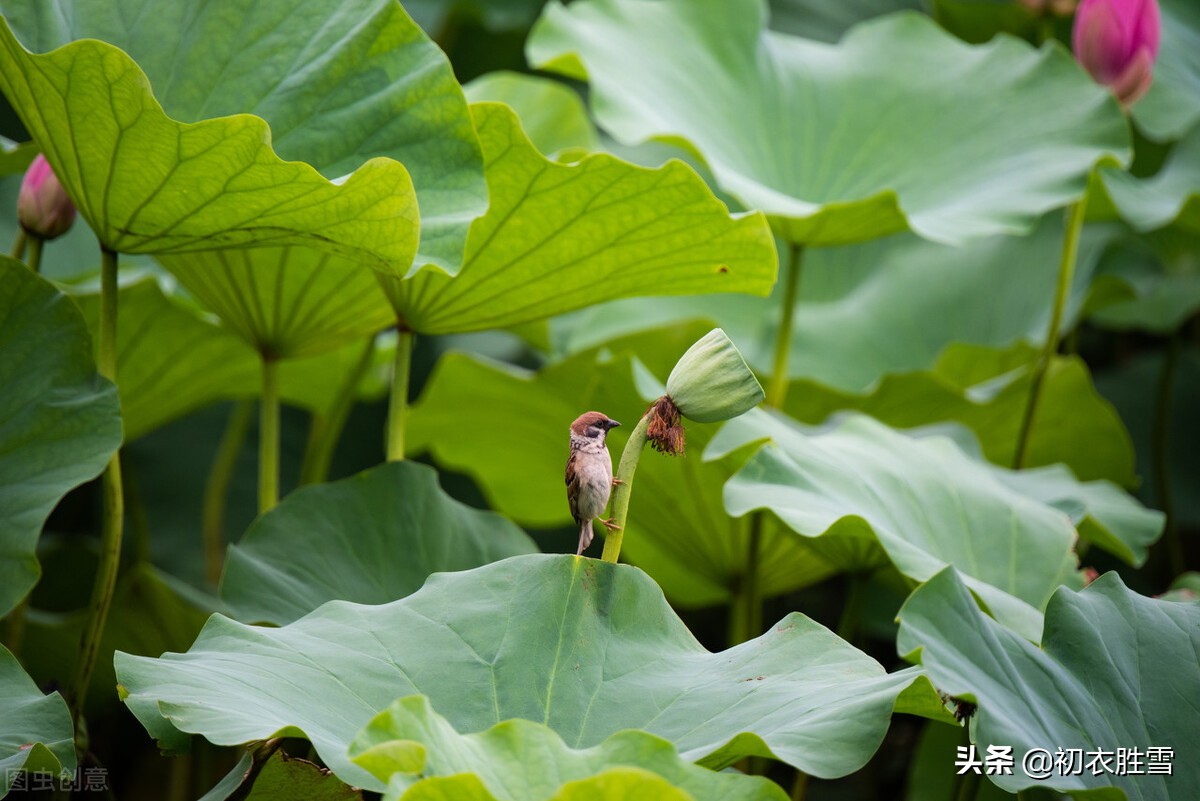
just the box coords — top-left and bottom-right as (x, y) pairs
(565, 411), (622, 555)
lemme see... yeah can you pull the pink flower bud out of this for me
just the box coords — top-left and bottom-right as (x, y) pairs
(1072, 0), (1160, 108)
(17, 154), (76, 240)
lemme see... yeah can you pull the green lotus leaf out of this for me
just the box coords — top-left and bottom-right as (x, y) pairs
(0, 134), (35, 174)
(767, 0), (922, 41)
(549, 214), (1116, 394)
(784, 343), (1136, 488)
(156, 247), (394, 359)
(529, 1), (1129, 246)
(1, 0), (486, 272)
(1132, 0), (1200, 142)
(0, 20), (418, 265)
(220, 461), (537, 625)
(897, 567), (1199, 799)
(351, 696), (787, 801)
(1089, 229), (1200, 334)
(407, 330), (836, 606)
(707, 411), (1081, 641)
(463, 72), (598, 158)
(117, 555), (925, 790)
(1100, 123), (1200, 235)
(0, 643), (75, 794)
(386, 103), (776, 333)
(68, 275), (387, 439)
(0, 258), (122, 616)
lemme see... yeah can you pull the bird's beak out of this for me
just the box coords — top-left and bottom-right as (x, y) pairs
(609, 420), (621, 429)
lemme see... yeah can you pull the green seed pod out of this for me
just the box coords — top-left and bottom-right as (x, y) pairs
(665, 328), (764, 423)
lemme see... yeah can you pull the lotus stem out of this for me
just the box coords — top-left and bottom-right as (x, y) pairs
(600, 413), (651, 564)
(1154, 334), (1182, 576)
(259, 357), (280, 514)
(1013, 197), (1087, 469)
(767, 243), (804, 408)
(204, 400), (254, 584)
(386, 329), (414, 462)
(11, 229), (26, 260)
(69, 247), (124, 729)
(26, 235), (43, 274)
(302, 336), (375, 484)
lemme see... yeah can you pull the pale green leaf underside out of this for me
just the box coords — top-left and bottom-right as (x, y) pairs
(408, 332), (837, 607)
(117, 555), (922, 790)
(1132, 0), (1200, 142)
(708, 411), (1081, 641)
(529, 1), (1129, 246)
(0, 644), (76, 794)
(158, 247), (394, 359)
(0, 20), (419, 265)
(0, 259), (122, 617)
(0, 0), (487, 273)
(897, 568), (1200, 799)
(220, 461), (538, 625)
(463, 72), (598, 158)
(351, 696), (786, 801)
(386, 103), (776, 333)
(1100, 122), (1200, 235)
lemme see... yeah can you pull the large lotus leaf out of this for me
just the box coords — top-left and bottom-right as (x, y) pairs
(549, 215), (1114, 393)
(117, 555), (928, 790)
(1089, 228), (1200, 334)
(1133, 0), (1200, 142)
(463, 72), (597, 158)
(708, 411), (1080, 641)
(0, 21), (419, 265)
(1100, 123), (1200, 235)
(69, 275), (386, 439)
(767, 0), (922, 41)
(351, 696), (787, 801)
(0, 134), (35, 173)
(157, 247), (394, 359)
(0, 259), (122, 617)
(386, 103), (775, 333)
(786, 343), (1137, 487)
(221, 461), (537, 625)
(0, 644), (75, 794)
(897, 567), (1199, 799)
(1, 0), (486, 272)
(407, 330), (836, 606)
(528, 2), (1129, 246)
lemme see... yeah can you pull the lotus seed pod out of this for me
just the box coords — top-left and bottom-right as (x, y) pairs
(665, 328), (764, 423)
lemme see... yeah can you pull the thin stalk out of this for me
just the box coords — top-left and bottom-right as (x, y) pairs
(301, 336), (375, 484)
(11, 229), (27, 260)
(767, 244), (804, 408)
(836, 573), (867, 645)
(121, 451), (151, 564)
(69, 247), (124, 730)
(4, 596), (29, 657)
(1154, 334), (1183, 576)
(259, 358), (281, 514)
(386, 329), (414, 462)
(203, 400), (255, 585)
(790, 769), (809, 801)
(600, 414), (651, 563)
(26, 235), (43, 273)
(1013, 198), (1087, 468)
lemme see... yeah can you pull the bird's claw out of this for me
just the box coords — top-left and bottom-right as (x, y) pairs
(600, 517), (622, 531)
(611, 478), (627, 486)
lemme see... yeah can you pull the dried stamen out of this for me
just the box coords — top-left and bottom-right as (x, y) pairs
(646, 395), (686, 456)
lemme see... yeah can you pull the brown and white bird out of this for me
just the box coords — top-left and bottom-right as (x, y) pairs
(565, 411), (622, 555)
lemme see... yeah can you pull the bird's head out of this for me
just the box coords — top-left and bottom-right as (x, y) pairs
(570, 411), (621, 442)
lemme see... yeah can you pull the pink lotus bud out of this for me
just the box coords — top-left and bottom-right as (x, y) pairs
(17, 154), (76, 240)
(1072, 0), (1160, 108)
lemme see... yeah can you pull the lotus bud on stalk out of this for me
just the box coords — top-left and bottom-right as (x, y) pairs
(1071, 0), (1160, 108)
(18, 154), (76, 241)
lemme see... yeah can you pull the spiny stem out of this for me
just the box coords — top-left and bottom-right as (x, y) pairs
(1014, 197), (1087, 469)
(69, 247), (124, 730)
(259, 357), (280, 514)
(1154, 334), (1183, 576)
(767, 244), (804, 408)
(600, 414), (651, 564)
(387, 329), (414, 462)
(204, 400), (255, 584)
(26, 235), (43, 274)
(302, 336), (375, 484)
(11, 229), (27, 260)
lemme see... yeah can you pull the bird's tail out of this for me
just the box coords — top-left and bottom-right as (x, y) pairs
(576, 519), (593, 555)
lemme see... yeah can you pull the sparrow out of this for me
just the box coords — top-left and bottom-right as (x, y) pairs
(565, 411), (622, 555)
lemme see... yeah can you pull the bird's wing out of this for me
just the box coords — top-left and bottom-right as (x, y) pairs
(565, 450), (582, 522)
